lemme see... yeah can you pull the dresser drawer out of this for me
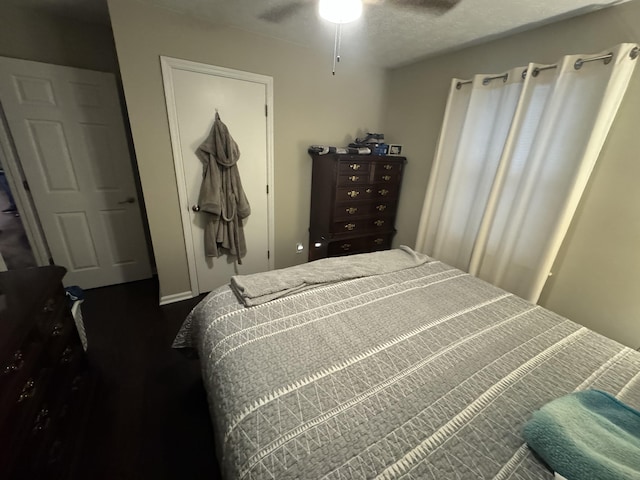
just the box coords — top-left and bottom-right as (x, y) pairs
(13, 347), (86, 478)
(0, 367), (52, 470)
(335, 185), (398, 204)
(0, 339), (46, 420)
(40, 369), (95, 479)
(331, 217), (393, 235)
(370, 201), (396, 216)
(334, 204), (366, 220)
(337, 174), (369, 185)
(335, 186), (373, 203)
(372, 161), (402, 174)
(34, 287), (67, 336)
(328, 234), (393, 256)
(338, 160), (371, 174)
(333, 200), (393, 218)
(372, 185), (398, 199)
(43, 311), (78, 365)
(0, 287), (64, 389)
(371, 171), (401, 184)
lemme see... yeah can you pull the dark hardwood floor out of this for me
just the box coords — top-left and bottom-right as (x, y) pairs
(78, 277), (221, 480)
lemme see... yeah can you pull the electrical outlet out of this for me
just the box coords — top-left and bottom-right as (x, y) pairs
(296, 243), (304, 254)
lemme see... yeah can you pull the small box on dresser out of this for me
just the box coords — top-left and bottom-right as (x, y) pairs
(0, 266), (96, 480)
(308, 153), (406, 261)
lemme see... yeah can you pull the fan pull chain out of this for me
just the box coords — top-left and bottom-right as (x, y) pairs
(332, 23), (343, 75)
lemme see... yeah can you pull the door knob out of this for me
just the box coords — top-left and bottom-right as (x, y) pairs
(118, 197), (135, 204)
(192, 205), (201, 212)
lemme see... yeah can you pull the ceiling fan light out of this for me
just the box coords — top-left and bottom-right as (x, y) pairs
(319, 0), (363, 24)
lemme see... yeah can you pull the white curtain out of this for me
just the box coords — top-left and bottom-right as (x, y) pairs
(415, 43), (638, 303)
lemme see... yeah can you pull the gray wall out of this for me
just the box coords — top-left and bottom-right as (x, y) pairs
(384, 0), (640, 347)
(0, 3), (118, 73)
(107, 0), (387, 299)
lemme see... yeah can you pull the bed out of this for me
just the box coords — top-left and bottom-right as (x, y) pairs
(174, 247), (640, 479)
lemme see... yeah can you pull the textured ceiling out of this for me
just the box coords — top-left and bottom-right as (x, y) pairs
(7, 0), (631, 67)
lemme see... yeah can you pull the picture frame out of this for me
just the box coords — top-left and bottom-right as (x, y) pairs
(388, 144), (403, 156)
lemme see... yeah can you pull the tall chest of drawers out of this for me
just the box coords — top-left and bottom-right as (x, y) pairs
(308, 153), (406, 261)
(0, 266), (95, 479)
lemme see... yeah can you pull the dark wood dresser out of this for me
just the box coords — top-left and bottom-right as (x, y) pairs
(308, 153), (406, 261)
(0, 266), (95, 479)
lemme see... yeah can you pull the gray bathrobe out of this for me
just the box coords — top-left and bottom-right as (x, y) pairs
(196, 113), (251, 263)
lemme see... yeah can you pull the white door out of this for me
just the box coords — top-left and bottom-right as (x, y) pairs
(0, 57), (151, 288)
(162, 58), (273, 295)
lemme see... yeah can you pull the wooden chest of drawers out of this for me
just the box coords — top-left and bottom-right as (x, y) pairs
(308, 153), (406, 261)
(0, 266), (95, 479)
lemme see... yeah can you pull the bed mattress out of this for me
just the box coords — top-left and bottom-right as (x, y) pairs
(174, 252), (640, 480)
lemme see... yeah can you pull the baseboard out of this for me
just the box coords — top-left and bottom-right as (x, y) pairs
(159, 291), (195, 306)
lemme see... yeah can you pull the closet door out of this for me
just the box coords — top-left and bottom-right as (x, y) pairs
(0, 57), (151, 288)
(162, 57), (273, 295)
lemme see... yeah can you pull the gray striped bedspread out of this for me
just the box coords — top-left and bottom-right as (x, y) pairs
(173, 257), (640, 480)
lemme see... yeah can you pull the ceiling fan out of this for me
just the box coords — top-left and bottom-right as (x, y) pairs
(260, 0), (461, 74)
(259, 0), (462, 24)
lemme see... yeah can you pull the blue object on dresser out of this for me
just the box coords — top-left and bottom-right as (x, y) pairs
(372, 143), (389, 155)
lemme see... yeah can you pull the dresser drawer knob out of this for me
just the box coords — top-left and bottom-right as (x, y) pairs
(349, 164), (361, 170)
(348, 175), (359, 182)
(365, 188), (372, 193)
(341, 243), (351, 251)
(42, 298), (56, 313)
(18, 379), (36, 403)
(344, 223), (356, 231)
(376, 204), (387, 212)
(32, 407), (50, 432)
(378, 189), (389, 196)
(383, 164), (393, 170)
(3, 350), (24, 374)
(347, 190), (360, 198)
(346, 207), (358, 215)
(374, 220), (385, 227)
(51, 322), (64, 337)
(382, 175), (392, 181)
(71, 374), (85, 392)
(374, 238), (384, 245)
(60, 347), (74, 364)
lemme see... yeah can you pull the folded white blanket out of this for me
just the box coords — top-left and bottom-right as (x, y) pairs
(230, 246), (430, 306)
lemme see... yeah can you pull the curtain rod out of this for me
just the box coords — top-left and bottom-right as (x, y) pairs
(456, 46), (639, 89)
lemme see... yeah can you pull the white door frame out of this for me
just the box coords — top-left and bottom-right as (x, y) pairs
(160, 56), (275, 298)
(0, 107), (50, 266)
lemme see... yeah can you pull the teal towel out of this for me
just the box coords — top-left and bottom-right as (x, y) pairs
(523, 389), (640, 480)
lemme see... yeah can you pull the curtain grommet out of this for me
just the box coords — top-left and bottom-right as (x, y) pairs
(575, 52), (613, 69)
(482, 73), (508, 85)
